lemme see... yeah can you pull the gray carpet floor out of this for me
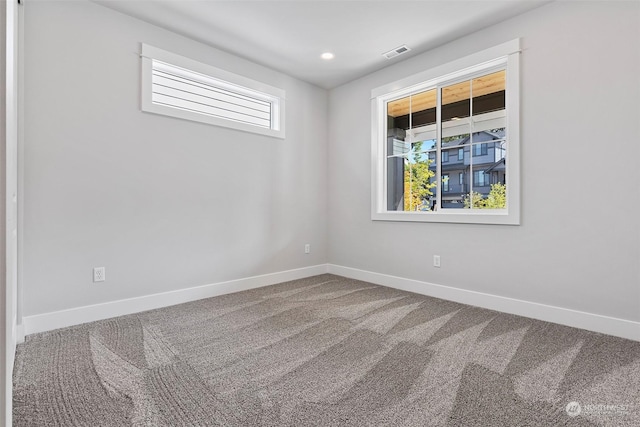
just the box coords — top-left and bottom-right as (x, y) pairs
(13, 274), (640, 426)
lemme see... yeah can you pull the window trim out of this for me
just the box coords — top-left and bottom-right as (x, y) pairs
(371, 39), (520, 225)
(141, 44), (286, 139)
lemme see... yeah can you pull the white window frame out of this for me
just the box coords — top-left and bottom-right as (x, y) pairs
(141, 44), (286, 139)
(371, 39), (520, 225)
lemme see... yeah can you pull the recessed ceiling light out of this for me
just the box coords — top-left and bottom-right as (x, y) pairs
(321, 52), (335, 60)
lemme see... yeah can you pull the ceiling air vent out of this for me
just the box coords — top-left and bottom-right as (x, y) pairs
(382, 45), (411, 60)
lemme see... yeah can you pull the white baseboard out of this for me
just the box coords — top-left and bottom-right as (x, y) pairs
(22, 264), (329, 336)
(328, 264), (640, 342)
(21, 263), (640, 342)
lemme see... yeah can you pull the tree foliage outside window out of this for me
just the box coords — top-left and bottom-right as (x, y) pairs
(463, 183), (506, 209)
(403, 141), (436, 211)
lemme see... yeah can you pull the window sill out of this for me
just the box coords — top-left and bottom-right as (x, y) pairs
(371, 210), (520, 225)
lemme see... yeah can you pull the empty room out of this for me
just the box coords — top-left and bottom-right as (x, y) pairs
(2, 0), (640, 425)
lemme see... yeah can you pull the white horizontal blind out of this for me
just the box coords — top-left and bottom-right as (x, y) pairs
(151, 60), (273, 129)
(141, 44), (285, 138)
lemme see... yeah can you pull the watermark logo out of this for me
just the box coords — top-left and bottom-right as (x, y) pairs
(566, 401), (582, 417)
(565, 401), (632, 418)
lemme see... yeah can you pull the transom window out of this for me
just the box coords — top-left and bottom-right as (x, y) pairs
(371, 40), (520, 224)
(141, 44), (285, 138)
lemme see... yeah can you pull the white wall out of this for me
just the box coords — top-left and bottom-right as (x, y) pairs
(22, 0), (328, 317)
(328, 1), (640, 322)
(1, 1), (7, 423)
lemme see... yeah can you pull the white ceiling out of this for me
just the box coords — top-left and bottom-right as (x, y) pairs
(93, 0), (549, 89)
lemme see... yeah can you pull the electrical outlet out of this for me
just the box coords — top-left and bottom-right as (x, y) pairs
(93, 267), (106, 282)
(304, 244), (311, 254)
(433, 255), (441, 268)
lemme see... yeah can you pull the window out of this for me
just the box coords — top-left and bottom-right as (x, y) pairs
(474, 170), (488, 186)
(429, 151), (436, 165)
(141, 44), (285, 138)
(371, 39), (520, 225)
(473, 143), (488, 156)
